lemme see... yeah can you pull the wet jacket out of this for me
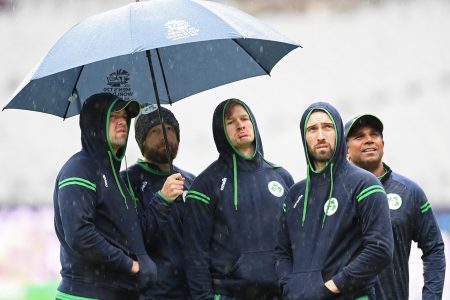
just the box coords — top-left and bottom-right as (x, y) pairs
(122, 160), (195, 299)
(54, 94), (168, 300)
(183, 99), (294, 300)
(275, 102), (394, 300)
(374, 164), (445, 300)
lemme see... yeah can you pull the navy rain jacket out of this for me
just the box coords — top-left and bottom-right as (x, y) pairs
(374, 164), (445, 300)
(275, 102), (394, 300)
(122, 160), (195, 299)
(54, 94), (169, 300)
(183, 99), (294, 300)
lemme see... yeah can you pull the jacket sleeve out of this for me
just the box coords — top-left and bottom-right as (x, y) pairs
(412, 187), (446, 299)
(332, 182), (394, 293)
(56, 172), (133, 273)
(139, 191), (172, 240)
(183, 178), (215, 300)
(274, 197), (294, 289)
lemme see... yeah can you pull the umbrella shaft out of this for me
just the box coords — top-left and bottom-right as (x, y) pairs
(146, 50), (174, 173)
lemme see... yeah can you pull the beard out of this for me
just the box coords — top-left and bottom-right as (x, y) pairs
(308, 143), (334, 164)
(144, 142), (179, 164)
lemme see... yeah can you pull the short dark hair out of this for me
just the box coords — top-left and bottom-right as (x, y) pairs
(224, 98), (245, 120)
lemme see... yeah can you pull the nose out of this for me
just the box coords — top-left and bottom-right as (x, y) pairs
(117, 116), (127, 126)
(317, 128), (326, 140)
(236, 119), (245, 129)
(363, 134), (373, 144)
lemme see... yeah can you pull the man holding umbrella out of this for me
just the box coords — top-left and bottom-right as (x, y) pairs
(122, 104), (195, 299)
(53, 93), (175, 300)
(183, 98), (294, 299)
(345, 114), (446, 299)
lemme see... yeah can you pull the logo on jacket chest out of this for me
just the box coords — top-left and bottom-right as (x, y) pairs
(102, 174), (108, 187)
(141, 181), (148, 192)
(387, 193), (402, 210)
(220, 177), (227, 191)
(268, 181), (284, 197)
(324, 197), (338, 216)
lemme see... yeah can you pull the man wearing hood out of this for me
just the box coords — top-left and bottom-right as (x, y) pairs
(183, 98), (294, 299)
(122, 104), (195, 299)
(275, 102), (393, 299)
(54, 93), (174, 300)
(345, 114), (446, 299)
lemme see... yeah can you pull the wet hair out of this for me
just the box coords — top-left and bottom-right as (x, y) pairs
(224, 98), (245, 120)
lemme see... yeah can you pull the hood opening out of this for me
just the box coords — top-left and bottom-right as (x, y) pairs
(300, 103), (344, 227)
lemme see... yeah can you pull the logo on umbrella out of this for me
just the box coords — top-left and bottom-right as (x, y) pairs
(106, 69), (130, 87)
(103, 69), (134, 100)
(165, 20), (199, 41)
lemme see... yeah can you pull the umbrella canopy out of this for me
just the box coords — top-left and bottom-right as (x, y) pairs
(3, 0), (300, 118)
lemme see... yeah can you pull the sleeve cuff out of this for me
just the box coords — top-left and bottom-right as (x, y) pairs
(157, 190), (173, 204)
(117, 255), (134, 274)
(332, 271), (349, 292)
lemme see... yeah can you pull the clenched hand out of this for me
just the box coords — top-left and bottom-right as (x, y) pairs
(160, 173), (185, 201)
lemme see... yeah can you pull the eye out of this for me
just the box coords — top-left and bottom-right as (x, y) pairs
(226, 119), (234, 125)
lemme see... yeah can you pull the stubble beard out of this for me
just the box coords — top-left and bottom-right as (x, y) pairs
(145, 143), (179, 164)
(309, 144), (334, 165)
(110, 133), (127, 152)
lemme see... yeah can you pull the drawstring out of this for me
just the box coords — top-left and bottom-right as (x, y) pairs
(322, 163), (334, 227)
(301, 168), (310, 226)
(301, 162), (335, 227)
(124, 155), (138, 209)
(108, 151), (129, 209)
(233, 154), (238, 210)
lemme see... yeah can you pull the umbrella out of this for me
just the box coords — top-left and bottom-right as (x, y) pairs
(3, 0), (300, 169)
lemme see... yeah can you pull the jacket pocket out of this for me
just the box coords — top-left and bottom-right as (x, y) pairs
(136, 254), (157, 291)
(215, 250), (280, 298)
(282, 271), (336, 300)
(224, 250), (277, 284)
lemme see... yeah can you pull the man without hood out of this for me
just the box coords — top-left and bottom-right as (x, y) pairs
(53, 93), (174, 300)
(121, 104), (195, 299)
(183, 98), (294, 299)
(345, 114), (446, 299)
(275, 102), (394, 299)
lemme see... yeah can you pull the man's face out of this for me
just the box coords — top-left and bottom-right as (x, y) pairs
(225, 104), (255, 153)
(109, 110), (128, 152)
(143, 123), (179, 163)
(347, 125), (384, 168)
(305, 111), (336, 167)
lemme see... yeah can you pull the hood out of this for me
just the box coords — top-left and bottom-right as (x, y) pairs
(298, 101), (347, 226)
(80, 93), (134, 163)
(212, 98), (264, 168)
(80, 93), (139, 209)
(299, 101), (347, 173)
(212, 98), (265, 210)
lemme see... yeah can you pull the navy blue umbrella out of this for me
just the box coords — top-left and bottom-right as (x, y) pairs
(3, 0), (299, 171)
(3, 0), (299, 118)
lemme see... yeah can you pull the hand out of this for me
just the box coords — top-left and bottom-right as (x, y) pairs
(324, 280), (340, 294)
(160, 173), (185, 201)
(131, 260), (139, 274)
